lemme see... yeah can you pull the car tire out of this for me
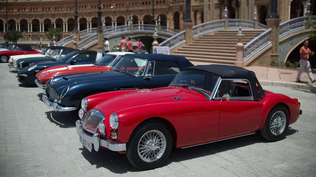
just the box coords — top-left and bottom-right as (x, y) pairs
(0, 55), (8, 63)
(260, 105), (289, 141)
(126, 121), (173, 170)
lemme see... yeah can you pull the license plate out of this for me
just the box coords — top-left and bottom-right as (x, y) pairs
(80, 135), (92, 152)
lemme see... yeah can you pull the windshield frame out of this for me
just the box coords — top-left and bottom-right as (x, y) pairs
(56, 51), (78, 63)
(169, 70), (221, 100)
(95, 54), (118, 67)
(111, 56), (149, 77)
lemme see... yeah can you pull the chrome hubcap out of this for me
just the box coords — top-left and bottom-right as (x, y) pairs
(270, 111), (286, 136)
(1, 56), (7, 62)
(137, 130), (166, 163)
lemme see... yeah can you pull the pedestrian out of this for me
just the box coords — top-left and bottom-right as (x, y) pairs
(104, 37), (110, 53)
(137, 38), (142, 54)
(296, 40), (315, 83)
(37, 40), (42, 50)
(52, 39), (57, 46)
(120, 36), (127, 52)
(127, 37), (133, 52)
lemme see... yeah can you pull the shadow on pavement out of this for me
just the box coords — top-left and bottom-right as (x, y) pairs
(18, 83), (38, 88)
(78, 128), (298, 173)
(45, 111), (78, 128)
(37, 93), (43, 101)
(9, 70), (17, 73)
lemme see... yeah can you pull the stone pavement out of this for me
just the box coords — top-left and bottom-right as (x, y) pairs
(1, 63), (316, 177)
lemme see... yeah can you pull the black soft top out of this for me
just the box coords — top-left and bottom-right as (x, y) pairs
(185, 65), (266, 101)
(124, 54), (193, 68)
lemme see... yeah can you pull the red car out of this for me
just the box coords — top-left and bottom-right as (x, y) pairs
(35, 52), (133, 88)
(75, 65), (301, 170)
(0, 44), (40, 63)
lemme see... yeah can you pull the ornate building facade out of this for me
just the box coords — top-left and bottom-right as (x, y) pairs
(0, 0), (315, 42)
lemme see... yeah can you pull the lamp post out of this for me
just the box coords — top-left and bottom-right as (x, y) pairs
(97, 0), (102, 30)
(5, 0), (8, 45)
(97, 0), (103, 52)
(152, 0), (155, 24)
(73, 0), (79, 42)
(268, 0), (279, 18)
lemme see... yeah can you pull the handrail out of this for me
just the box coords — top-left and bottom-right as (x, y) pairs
(244, 29), (271, 63)
(192, 19), (225, 39)
(279, 16), (308, 39)
(56, 34), (74, 46)
(159, 30), (186, 50)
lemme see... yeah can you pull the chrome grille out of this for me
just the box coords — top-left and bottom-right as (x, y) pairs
(46, 87), (58, 100)
(82, 110), (104, 134)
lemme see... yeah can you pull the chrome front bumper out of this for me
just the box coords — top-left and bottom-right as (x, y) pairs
(75, 120), (126, 152)
(35, 79), (45, 89)
(42, 91), (77, 112)
(8, 63), (17, 70)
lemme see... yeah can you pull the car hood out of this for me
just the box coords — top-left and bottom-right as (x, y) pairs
(95, 86), (208, 112)
(57, 71), (130, 83)
(17, 57), (56, 63)
(11, 54), (45, 62)
(35, 60), (66, 67)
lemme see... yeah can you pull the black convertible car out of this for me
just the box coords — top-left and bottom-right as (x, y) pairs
(17, 50), (104, 85)
(42, 54), (193, 112)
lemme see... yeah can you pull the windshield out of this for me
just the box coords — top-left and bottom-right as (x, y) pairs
(95, 54), (117, 66)
(41, 48), (49, 55)
(50, 49), (61, 57)
(169, 70), (219, 95)
(56, 51), (77, 62)
(8, 45), (15, 50)
(111, 56), (148, 76)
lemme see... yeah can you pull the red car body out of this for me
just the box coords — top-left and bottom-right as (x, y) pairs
(76, 65), (301, 170)
(0, 46), (40, 62)
(35, 52), (132, 87)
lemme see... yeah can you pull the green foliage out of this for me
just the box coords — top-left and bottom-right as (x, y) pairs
(3, 30), (23, 43)
(306, 21), (316, 41)
(270, 60), (298, 68)
(46, 28), (62, 41)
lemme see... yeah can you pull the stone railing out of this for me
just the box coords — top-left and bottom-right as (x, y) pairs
(159, 31), (186, 50)
(243, 28), (271, 63)
(227, 19), (267, 29)
(56, 34), (75, 46)
(279, 16), (308, 39)
(192, 19), (225, 38)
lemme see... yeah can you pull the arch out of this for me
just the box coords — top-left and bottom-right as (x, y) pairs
(228, 6), (236, 19)
(284, 37), (311, 64)
(143, 14), (152, 24)
(104, 16), (112, 26)
(8, 18), (17, 24)
(55, 18), (64, 31)
(173, 11), (180, 30)
(30, 18), (40, 23)
(8, 19), (16, 31)
(79, 17), (87, 30)
(31, 19), (40, 32)
(116, 16), (125, 26)
(67, 18), (75, 32)
(20, 19), (28, 32)
(18, 18), (28, 24)
(158, 14), (167, 26)
(132, 15), (138, 24)
(91, 17), (98, 28)
(0, 19), (3, 32)
(43, 18), (52, 32)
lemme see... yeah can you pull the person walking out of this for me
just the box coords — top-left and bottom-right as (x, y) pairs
(104, 37), (110, 53)
(120, 37), (127, 52)
(127, 37), (133, 52)
(137, 38), (142, 54)
(297, 40), (315, 83)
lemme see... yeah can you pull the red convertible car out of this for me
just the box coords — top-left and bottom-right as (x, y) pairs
(35, 52), (133, 88)
(75, 65), (301, 170)
(0, 44), (40, 63)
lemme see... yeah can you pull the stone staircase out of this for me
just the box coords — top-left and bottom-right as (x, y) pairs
(172, 29), (266, 65)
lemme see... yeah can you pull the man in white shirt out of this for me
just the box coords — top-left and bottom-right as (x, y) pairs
(104, 37), (110, 53)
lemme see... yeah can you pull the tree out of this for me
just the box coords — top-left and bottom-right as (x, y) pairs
(46, 28), (62, 41)
(306, 21), (316, 41)
(3, 30), (23, 43)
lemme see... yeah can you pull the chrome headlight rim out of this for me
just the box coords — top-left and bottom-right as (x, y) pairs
(27, 64), (37, 71)
(97, 120), (106, 135)
(60, 86), (70, 99)
(81, 98), (88, 112)
(109, 113), (119, 130)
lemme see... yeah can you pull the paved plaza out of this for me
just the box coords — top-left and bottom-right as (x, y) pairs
(0, 63), (316, 177)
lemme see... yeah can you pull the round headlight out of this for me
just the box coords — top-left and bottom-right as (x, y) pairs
(27, 64), (37, 71)
(78, 108), (85, 119)
(109, 113), (119, 130)
(60, 86), (70, 99)
(81, 98), (88, 111)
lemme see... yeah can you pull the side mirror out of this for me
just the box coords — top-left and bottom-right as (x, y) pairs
(70, 59), (77, 65)
(144, 74), (152, 80)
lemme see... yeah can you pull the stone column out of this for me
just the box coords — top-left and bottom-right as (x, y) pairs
(197, 11), (202, 25)
(112, 21), (114, 27)
(266, 0), (280, 64)
(39, 23), (42, 32)
(138, 21), (140, 30)
(31, 23), (33, 32)
(63, 23), (65, 32)
(42, 23), (44, 32)
(90, 22), (92, 30)
(235, 27), (244, 67)
(15, 24), (18, 31)
(18, 24), (20, 32)
(78, 23), (80, 31)
(167, 20), (169, 29)
(66, 23), (68, 32)
(27, 24), (29, 32)
(54, 23), (56, 28)
(87, 23), (89, 31)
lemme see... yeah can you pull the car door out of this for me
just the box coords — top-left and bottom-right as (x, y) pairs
(140, 60), (181, 88)
(215, 79), (262, 139)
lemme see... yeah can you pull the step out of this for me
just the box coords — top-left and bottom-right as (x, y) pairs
(172, 53), (236, 60)
(199, 36), (259, 39)
(187, 43), (246, 47)
(180, 46), (236, 51)
(186, 57), (236, 64)
(173, 50), (236, 56)
(177, 48), (236, 53)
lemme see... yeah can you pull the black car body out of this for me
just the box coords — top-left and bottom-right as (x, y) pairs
(17, 50), (104, 85)
(15, 46), (77, 70)
(42, 54), (194, 112)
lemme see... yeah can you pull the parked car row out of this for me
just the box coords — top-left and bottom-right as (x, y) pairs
(4, 48), (302, 170)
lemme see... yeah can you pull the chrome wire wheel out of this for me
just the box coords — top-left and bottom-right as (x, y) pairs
(269, 110), (286, 136)
(137, 130), (167, 163)
(0, 55), (8, 63)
